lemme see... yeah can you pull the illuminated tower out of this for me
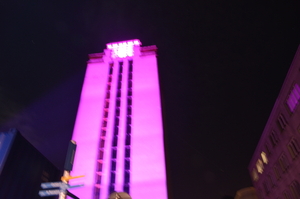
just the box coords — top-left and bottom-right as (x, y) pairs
(70, 40), (168, 199)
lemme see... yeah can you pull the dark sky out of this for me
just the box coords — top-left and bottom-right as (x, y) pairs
(1, 0), (300, 198)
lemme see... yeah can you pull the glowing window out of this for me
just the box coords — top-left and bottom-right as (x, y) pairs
(107, 39), (141, 59)
(256, 159), (264, 174)
(261, 151), (268, 164)
(252, 169), (259, 181)
(287, 84), (300, 112)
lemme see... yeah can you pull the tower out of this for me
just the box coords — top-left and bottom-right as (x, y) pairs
(70, 40), (168, 199)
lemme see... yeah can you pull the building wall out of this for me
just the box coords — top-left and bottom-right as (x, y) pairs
(249, 45), (300, 199)
(0, 129), (60, 199)
(70, 40), (168, 199)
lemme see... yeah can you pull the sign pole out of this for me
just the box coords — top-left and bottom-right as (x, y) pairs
(59, 170), (70, 199)
(60, 140), (77, 199)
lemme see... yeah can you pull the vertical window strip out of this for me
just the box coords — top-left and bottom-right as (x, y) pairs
(123, 60), (133, 194)
(108, 62), (123, 195)
(93, 63), (114, 199)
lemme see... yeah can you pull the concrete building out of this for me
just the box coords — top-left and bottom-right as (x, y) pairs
(249, 45), (300, 199)
(69, 40), (168, 199)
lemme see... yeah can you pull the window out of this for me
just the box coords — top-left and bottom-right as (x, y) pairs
(125, 147), (130, 158)
(118, 74), (122, 81)
(109, 67), (113, 75)
(96, 174), (101, 184)
(283, 190), (292, 199)
(273, 164), (281, 180)
(252, 169), (259, 181)
(277, 113), (288, 131)
(127, 116), (131, 125)
(117, 82), (122, 89)
(97, 162), (103, 172)
(98, 150), (104, 160)
(100, 139), (105, 148)
(115, 108), (120, 116)
(256, 159), (264, 174)
(263, 180), (270, 195)
(128, 72), (132, 80)
(112, 148), (117, 159)
(110, 172), (116, 183)
(111, 161), (116, 171)
(106, 91), (110, 99)
(127, 97), (132, 106)
(279, 153), (289, 172)
(270, 130), (279, 147)
(125, 134), (131, 146)
(127, 107), (132, 115)
(128, 80), (132, 88)
(116, 99), (121, 107)
(265, 143), (271, 156)
(290, 180), (300, 199)
(117, 90), (121, 97)
(119, 64), (123, 73)
(109, 185), (115, 194)
(127, 89), (132, 96)
(114, 126), (119, 135)
(103, 111), (108, 118)
(115, 117), (119, 126)
(287, 84), (300, 112)
(261, 151), (268, 164)
(124, 184), (130, 194)
(267, 174), (275, 188)
(128, 60), (133, 72)
(125, 159), (130, 170)
(112, 136), (118, 147)
(124, 171), (130, 183)
(288, 139), (300, 159)
(94, 187), (100, 199)
(126, 124), (131, 134)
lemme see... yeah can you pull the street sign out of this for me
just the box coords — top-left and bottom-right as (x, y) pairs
(41, 181), (64, 189)
(39, 140), (83, 198)
(39, 182), (84, 197)
(39, 189), (61, 197)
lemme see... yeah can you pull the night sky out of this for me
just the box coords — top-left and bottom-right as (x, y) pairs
(1, 0), (300, 198)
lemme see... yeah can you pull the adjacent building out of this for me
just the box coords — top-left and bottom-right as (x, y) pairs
(70, 40), (168, 199)
(0, 128), (60, 199)
(249, 45), (300, 199)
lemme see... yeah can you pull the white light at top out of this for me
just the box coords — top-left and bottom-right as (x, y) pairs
(107, 39), (141, 59)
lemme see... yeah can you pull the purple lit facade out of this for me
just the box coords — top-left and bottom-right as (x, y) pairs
(70, 40), (168, 199)
(249, 45), (300, 199)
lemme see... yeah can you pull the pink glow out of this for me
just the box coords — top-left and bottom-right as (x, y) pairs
(106, 39), (141, 58)
(70, 60), (110, 199)
(71, 40), (167, 199)
(130, 52), (167, 199)
(287, 84), (300, 111)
